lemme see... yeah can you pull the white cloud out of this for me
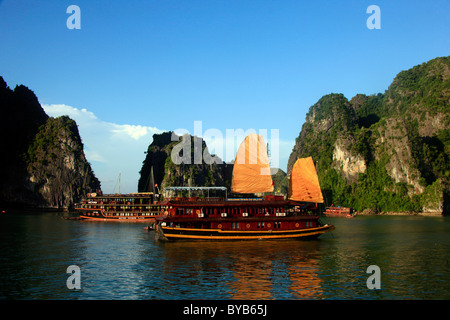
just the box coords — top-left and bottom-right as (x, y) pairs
(42, 105), (294, 193)
(44, 104), (98, 122)
(42, 104), (164, 194)
(84, 150), (106, 163)
(111, 124), (156, 140)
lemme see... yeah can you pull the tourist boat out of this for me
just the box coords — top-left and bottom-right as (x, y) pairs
(155, 134), (334, 241)
(323, 206), (355, 218)
(75, 191), (167, 222)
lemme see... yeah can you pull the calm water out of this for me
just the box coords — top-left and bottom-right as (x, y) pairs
(0, 212), (449, 300)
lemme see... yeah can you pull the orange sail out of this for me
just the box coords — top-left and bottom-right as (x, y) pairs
(289, 157), (324, 203)
(231, 133), (274, 194)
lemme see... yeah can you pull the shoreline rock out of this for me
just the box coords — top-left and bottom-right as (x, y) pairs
(356, 209), (443, 216)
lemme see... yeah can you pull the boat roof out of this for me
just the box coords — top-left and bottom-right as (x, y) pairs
(88, 192), (154, 198)
(165, 186), (227, 191)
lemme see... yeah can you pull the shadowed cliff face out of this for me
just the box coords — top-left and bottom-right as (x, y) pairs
(0, 77), (100, 209)
(25, 116), (101, 209)
(138, 132), (233, 194)
(287, 57), (449, 214)
(138, 132), (290, 197)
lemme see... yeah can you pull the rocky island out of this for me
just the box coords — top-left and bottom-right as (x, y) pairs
(287, 56), (449, 215)
(1, 56), (448, 215)
(0, 77), (100, 211)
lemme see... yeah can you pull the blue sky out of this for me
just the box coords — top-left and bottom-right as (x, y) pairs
(1, 0), (448, 193)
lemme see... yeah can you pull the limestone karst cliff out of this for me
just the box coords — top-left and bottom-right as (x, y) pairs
(138, 132), (289, 197)
(138, 132), (233, 194)
(287, 56), (449, 214)
(0, 77), (100, 210)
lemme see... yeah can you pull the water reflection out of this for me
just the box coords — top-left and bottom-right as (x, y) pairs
(157, 240), (326, 299)
(227, 248), (274, 299)
(320, 216), (450, 299)
(288, 254), (323, 299)
(74, 221), (156, 299)
(1, 213), (449, 299)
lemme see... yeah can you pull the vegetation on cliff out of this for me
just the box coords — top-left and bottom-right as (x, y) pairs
(288, 56), (449, 214)
(138, 132), (288, 196)
(0, 77), (100, 209)
(138, 132), (233, 194)
(4, 56), (447, 213)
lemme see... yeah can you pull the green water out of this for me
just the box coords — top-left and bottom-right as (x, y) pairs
(0, 212), (449, 299)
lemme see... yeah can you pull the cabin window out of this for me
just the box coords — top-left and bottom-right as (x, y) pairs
(257, 222), (265, 228)
(232, 222), (239, 229)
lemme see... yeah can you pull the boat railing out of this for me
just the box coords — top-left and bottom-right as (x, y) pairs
(167, 210), (318, 220)
(168, 207), (316, 219)
(167, 197), (225, 202)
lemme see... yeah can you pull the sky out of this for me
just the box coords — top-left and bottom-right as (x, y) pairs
(0, 0), (448, 193)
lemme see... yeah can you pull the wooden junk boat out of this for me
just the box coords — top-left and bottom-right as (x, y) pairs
(155, 133), (334, 241)
(75, 191), (166, 222)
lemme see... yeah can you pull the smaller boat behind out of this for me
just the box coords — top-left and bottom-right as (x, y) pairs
(75, 191), (167, 222)
(323, 206), (355, 218)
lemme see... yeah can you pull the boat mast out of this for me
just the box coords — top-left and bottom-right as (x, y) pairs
(267, 142), (272, 195)
(150, 166), (156, 193)
(119, 172), (121, 195)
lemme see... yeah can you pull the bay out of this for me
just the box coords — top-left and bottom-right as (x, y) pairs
(0, 212), (449, 300)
